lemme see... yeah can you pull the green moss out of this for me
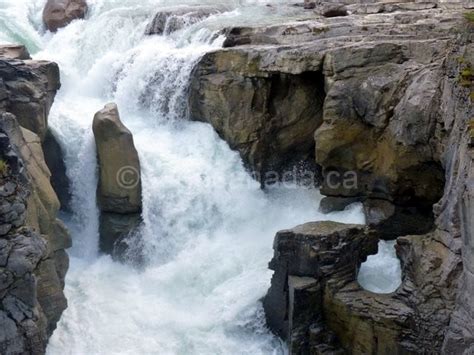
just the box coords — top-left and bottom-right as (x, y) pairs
(465, 11), (474, 24)
(461, 68), (473, 78)
(0, 159), (9, 177)
(459, 66), (473, 87)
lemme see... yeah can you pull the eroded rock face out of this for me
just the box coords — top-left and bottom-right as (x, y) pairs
(263, 221), (377, 353)
(0, 51), (70, 353)
(226, 2), (474, 353)
(1, 114), (70, 334)
(43, 0), (88, 32)
(0, 58), (61, 141)
(189, 51), (325, 176)
(0, 117), (69, 353)
(93, 103), (142, 256)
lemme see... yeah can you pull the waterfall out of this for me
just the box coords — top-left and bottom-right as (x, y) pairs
(0, 1), (371, 354)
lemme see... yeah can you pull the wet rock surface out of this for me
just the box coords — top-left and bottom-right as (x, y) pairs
(92, 103), (142, 257)
(263, 221), (377, 353)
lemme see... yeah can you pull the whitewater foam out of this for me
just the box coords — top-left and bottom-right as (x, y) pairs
(0, 1), (398, 353)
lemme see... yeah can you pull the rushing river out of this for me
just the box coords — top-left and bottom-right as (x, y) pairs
(0, 1), (401, 354)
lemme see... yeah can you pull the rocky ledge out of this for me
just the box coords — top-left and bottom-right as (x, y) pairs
(188, 1), (473, 354)
(0, 47), (71, 353)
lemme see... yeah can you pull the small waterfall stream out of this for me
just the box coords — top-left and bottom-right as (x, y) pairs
(0, 1), (401, 353)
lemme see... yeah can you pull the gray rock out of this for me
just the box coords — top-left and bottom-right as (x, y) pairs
(263, 221), (376, 353)
(0, 78), (70, 352)
(0, 59), (61, 140)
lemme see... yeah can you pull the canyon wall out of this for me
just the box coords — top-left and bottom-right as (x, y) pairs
(189, 2), (473, 353)
(0, 47), (70, 354)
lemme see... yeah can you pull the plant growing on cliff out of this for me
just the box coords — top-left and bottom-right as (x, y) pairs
(0, 159), (10, 177)
(465, 11), (474, 24)
(459, 66), (473, 87)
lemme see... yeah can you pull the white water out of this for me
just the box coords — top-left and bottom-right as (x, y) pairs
(358, 241), (402, 294)
(0, 1), (401, 353)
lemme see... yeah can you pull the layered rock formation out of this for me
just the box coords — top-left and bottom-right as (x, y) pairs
(92, 103), (142, 257)
(0, 49), (70, 353)
(189, 52), (325, 176)
(0, 52), (60, 141)
(43, 0), (88, 32)
(189, 2), (474, 353)
(263, 222), (377, 353)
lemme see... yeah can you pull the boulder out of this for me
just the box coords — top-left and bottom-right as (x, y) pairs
(43, 0), (88, 32)
(93, 103), (141, 214)
(92, 103), (142, 256)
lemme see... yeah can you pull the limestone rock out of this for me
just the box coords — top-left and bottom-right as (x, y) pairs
(93, 103), (141, 214)
(263, 221), (377, 352)
(93, 103), (142, 256)
(0, 116), (70, 353)
(189, 50), (325, 175)
(245, 4), (474, 353)
(0, 58), (61, 140)
(43, 0), (88, 32)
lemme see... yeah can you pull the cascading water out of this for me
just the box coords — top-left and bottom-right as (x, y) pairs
(0, 0), (401, 353)
(358, 241), (402, 294)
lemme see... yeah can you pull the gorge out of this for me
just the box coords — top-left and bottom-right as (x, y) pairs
(0, 0), (473, 354)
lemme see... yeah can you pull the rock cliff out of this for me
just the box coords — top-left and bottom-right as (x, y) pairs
(0, 47), (70, 353)
(189, 2), (474, 354)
